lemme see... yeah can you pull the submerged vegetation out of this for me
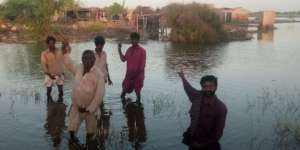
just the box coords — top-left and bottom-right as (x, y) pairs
(247, 88), (300, 150)
(162, 3), (226, 44)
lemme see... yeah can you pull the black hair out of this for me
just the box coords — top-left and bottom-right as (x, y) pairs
(61, 41), (70, 54)
(82, 50), (96, 76)
(46, 36), (56, 44)
(94, 36), (105, 46)
(130, 32), (140, 41)
(200, 75), (218, 86)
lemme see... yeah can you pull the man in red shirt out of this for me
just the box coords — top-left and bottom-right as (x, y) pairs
(118, 32), (146, 103)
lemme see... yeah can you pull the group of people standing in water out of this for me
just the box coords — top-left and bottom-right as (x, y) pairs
(40, 32), (227, 150)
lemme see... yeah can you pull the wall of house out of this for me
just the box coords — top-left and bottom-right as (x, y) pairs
(231, 9), (249, 23)
(260, 11), (275, 28)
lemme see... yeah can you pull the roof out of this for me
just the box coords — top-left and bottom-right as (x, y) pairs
(134, 6), (156, 15)
(218, 7), (249, 13)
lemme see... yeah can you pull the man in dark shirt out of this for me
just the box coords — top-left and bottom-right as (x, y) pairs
(178, 70), (227, 150)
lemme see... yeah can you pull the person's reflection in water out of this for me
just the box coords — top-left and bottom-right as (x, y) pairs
(122, 98), (147, 149)
(95, 103), (111, 150)
(44, 101), (67, 148)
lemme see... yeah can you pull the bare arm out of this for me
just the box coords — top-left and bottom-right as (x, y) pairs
(118, 43), (126, 62)
(106, 64), (113, 85)
(63, 54), (77, 75)
(62, 44), (77, 75)
(41, 52), (55, 79)
(87, 74), (105, 114)
(41, 52), (48, 73)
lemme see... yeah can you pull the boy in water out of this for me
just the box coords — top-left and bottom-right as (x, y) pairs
(41, 36), (65, 102)
(94, 36), (113, 85)
(64, 49), (105, 149)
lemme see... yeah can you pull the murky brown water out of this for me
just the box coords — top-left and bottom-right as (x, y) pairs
(0, 23), (300, 150)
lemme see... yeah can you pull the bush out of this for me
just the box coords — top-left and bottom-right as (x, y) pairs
(162, 3), (226, 44)
(77, 21), (105, 32)
(1, 0), (76, 38)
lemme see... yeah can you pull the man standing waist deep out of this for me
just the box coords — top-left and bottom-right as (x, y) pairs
(178, 70), (227, 150)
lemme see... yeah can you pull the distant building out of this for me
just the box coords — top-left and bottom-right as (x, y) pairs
(259, 11), (276, 30)
(64, 7), (107, 22)
(128, 6), (161, 39)
(218, 7), (249, 24)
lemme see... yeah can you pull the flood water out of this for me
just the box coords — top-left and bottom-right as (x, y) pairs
(0, 23), (300, 150)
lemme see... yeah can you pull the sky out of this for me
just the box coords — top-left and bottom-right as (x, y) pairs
(0, 0), (298, 12)
(80, 0), (300, 12)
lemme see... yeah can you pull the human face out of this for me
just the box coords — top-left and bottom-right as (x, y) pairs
(48, 40), (55, 51)
(201, 81), (217, 97)
(95, 44), (103, 54)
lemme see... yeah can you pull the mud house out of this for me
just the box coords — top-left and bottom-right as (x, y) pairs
(259, 11), (276, 30)
(64, 7), (107, 22)
(218, 7), (249, 24)
(129, 6), (161, 39)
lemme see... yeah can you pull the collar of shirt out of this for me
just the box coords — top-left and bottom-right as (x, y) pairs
(201, 95), (217, 106)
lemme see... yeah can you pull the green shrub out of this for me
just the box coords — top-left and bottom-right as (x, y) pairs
(162, 3), (226, 44)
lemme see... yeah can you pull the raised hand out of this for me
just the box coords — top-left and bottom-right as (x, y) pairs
(178, 69), (185, 79)
(118, 43), (122, 50)
(62, 40), (71, 54)
(108, 79), (113, 86)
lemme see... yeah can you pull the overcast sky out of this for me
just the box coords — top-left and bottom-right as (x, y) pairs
(0, 0), (299, 12)
(80, 0), (299, 12)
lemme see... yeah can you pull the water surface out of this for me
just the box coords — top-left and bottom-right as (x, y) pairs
(0, 23), (300, 150)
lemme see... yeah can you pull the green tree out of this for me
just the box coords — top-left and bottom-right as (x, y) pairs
(106, 2), (126, 17)
(162, 3), (226, 44)
(2, 0), (75, 37)
(0, 5), (4, 19)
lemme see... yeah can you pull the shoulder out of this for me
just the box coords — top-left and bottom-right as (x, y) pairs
(41, 50), (49, 56)
(102, 51), (107, 59)
(127, 46), (133, 51)
(138, 45), (146, 52)
(91, 67), (104, 78)
(102, 50), (107, 55)
(216, 98), (227, 114)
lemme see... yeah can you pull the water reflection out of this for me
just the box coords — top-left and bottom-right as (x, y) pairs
(0, 43), (45, 79)
(258, 31), (274, 42)
(164, 43), (225, 77)
(122, 98), (147, 150)
(96, 104), (111, 150)
(44, 101), (67, 148)
(1, 23), (300, 150)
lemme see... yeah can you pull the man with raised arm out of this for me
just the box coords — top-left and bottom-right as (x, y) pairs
(118, 32), (146, 103)
(178, 70), (227, 150)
